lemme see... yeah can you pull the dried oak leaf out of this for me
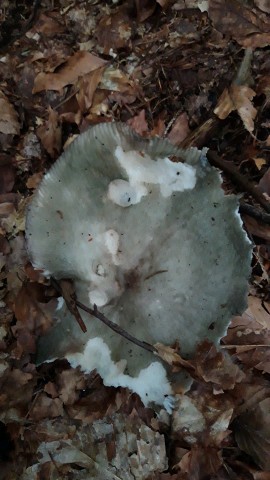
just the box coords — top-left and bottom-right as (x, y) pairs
(36, 107), (62, 157)
(209, 0), (270, 48)
(76, 66), (106, 113)
(0, 91), (20, 135)
(214, 85), (257, 134)
(33, 51), (107, 93)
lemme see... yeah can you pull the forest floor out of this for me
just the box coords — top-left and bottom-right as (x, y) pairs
(0, 0), (270, 479)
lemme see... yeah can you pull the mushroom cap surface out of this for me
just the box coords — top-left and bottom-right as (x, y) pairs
(26, 122), (251, 405)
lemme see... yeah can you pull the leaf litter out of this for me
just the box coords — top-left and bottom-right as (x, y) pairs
(0, 0), (270, 478)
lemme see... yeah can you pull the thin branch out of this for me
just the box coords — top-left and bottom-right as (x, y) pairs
(51, 277), (156, 354)
(207, 150), (270, 214)
(76, 300), (157, 354)
(239, 203), (270, 224)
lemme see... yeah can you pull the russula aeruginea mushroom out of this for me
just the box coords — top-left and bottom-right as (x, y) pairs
(26, 122), (251, 408)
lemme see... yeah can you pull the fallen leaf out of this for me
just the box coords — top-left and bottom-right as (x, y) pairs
(167, 112), (190, 145)
(154, 342), (195, 372)
(214, 85), (257, 133)
(235, 398), (270, 470)
(96, 8), (133, 54)
(33, 51), (107, 93)
(33, 12), (65, 36)
(37, 107), (62, 157)
(258, 167), (270, 196)
(57, 368), (86, 406)
(0, 159), (15, 194)
(26, 172), (43, 190)
(29, 393), (64, 420)
(192, 341), (245, 389)
(209, 0), (270, 48)
(135, 0), (157, 22)
(127, 110), (149, 136)
(76, 66), (106, 113)
(254, 0), (270, 14)
(0, 91), (20, 135)
(253, 158), (266, 170)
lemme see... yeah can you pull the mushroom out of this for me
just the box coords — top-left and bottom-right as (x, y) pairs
(26, 122), (251, 408)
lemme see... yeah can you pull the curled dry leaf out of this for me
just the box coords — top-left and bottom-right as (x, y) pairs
(0, 91), (20, 136)
(33, 51), (107, 93)
(214, 85), (257, 134)
(209, 0), (270, 48)
(76, 66), (106, 113)
(154, 342), (195, 372)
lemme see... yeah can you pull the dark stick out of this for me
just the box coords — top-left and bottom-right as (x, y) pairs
(207, 150), (270, 214)
(51, 277), (156, 354)
(239, 203), (270, 225)
(76, 300), (157, 354)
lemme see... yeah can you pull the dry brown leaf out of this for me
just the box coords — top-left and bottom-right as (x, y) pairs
(176, 445), (223, 479)
(154, 342), (195, 372)
(57, 369), (86, 405)
(33, 51), (107, 93)
(253, 158), (266, 170)
(167, 112), (190, 146)
(26, 172), (43, 190)
(192, 341), (245, 389)
(127, 110), (149, 136)
(37, 107), (62, 157)
(0, 91), (20, 135)
(96, 9), (133, 54)
(258, 167), (270, 196)
(214, 85), (257, 133)
(254, 0), (270, 14)
(76, 66), (106, 113)
(29, 393), (64, 420)
(235, 398), (270, 470)
(0, 160), (15, 194)
(135, 0), (157, 22)
(33, 12), (65, 36)
(209, 0), (270, 48)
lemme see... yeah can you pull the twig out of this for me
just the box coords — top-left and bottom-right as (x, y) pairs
(76, 300), (157, 354)
(239, 203), (270, 224)
(207, 150), (270, 214)
(50, 277), (87, 333)
(50, 277), (156, 354)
